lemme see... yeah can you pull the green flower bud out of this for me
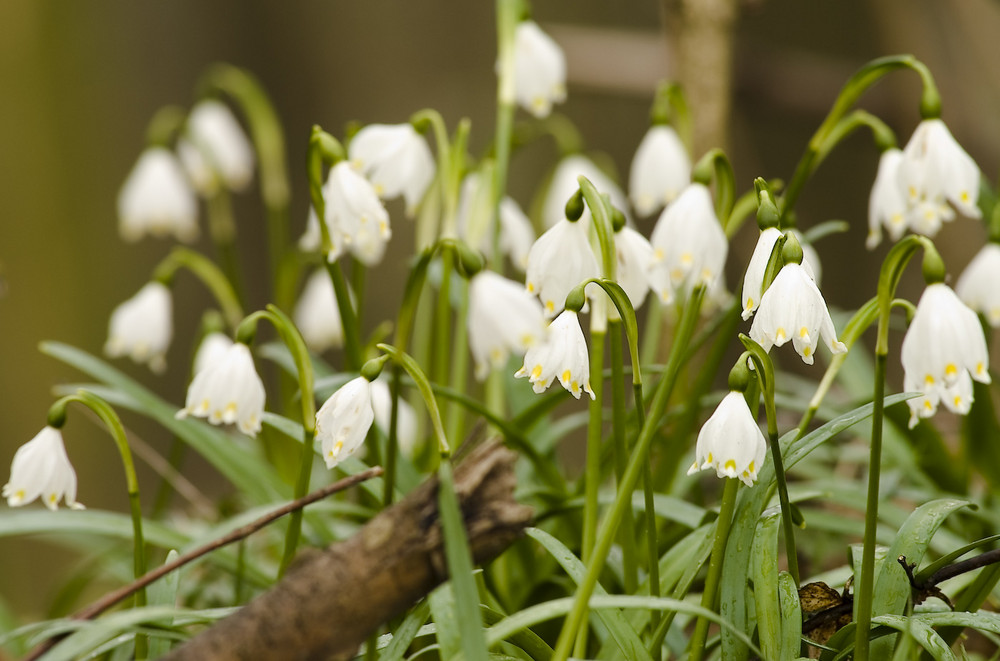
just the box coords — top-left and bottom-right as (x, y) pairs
(565, 188), (585, 221)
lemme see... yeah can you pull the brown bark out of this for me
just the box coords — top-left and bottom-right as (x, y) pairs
(662, 0), (739, 156)
(162, 441), (532, 661)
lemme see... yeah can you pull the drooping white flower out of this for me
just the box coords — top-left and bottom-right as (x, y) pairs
(349, 123), (435, 215)
(515, 310), (594, 399)
(104, 282), (173, 374)
(614, 226), (655, 311)
(3, 427), (84, 510)
(299, 161), (391, 266)
(648, 183), (727, 305)
(629, 125), (691, 217)
(118, 147), (198, 243)
(740, 228), (820, 320)
(956, 243), (1000, 326)
(901, 282), (991, 428)
(897, 119), (981, 236)
(525, 218), (600, 318)
(749, 262), (847, 365)
(184, 100), (255, 193)
(177, 342), (266, 436)
(316, 376), (375, 469)
(687, 391), (767, 487)
(468, 270), (547, 380)
(512, 20), (566, 118)
(193, 332), (234, 376)
(293, 269), (344, 354)
(866, 148), (908, 249)
(542, 155), (629, 230)
(370, 378), (418, 457)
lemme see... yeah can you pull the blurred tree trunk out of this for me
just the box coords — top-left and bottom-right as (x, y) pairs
(662, 0), (739, 156)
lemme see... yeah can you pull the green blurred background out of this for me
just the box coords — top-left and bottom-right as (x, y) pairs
(2, 0), (999, 623)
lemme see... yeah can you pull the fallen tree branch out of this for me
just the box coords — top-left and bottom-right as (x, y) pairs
(24, 466), (385, 661)
(163, 440), (532, 661)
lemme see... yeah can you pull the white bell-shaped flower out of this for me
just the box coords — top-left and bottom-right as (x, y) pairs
(104, 282), (173, 374)
(3, 427), (84, 510)
(118, 147), (198, 243)
(293, 269), (344, 354)
(740, 228), (820, 320)
(866, 148), (908, 249)
(177, 342), (266, 436)
(299, 161), (391, 266)
(749, 262), (847, 365)
(525, 218), (600, 318)
(542, 155), (629, 230)
(648, 183), (727, 305)
(370, 378), (419, 457)
(901, 283), (991, 428)
(349, 123), (435, 215)
(468, 270), (547, 380)
(185, 100), (255, 193)
(687, 391), (767, 487)
(628, 125), (691, 217)
(512, 20), (566, 118)
(898, 119), (981, 234)
(614, 226), (655, 311)
(956, 243), (1000, 327)
(316, 376), (375, 469)
(193, 332), (234, 376)
(515, 309), (594, 399)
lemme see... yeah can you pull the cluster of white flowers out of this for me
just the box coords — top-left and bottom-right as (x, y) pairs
(118, 100), (255, 244)
(868, 119), (981, 248)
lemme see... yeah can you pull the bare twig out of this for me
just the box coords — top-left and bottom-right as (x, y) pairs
(24, 467), (383, 661)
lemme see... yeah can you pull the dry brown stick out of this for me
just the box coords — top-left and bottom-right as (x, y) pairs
(162, 440), (532, 661)
(23, 466), (383, 661)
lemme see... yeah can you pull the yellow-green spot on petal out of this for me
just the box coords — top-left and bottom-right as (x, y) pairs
(954, 395), (963, 407)
(775, 328), (787, 342)
(706, 452), (713, 464)
(961, 191), (971, 203)
(925, 374), (935, 386)
(724, 459), (737, 472)
(748, 460), (755, 473)
(945, 363), (958, 378)
(744, 297), (754, 311)
(545, 300), (555, 313)
(561, 369), (572, 383)
(531, 365), (543, 379)
(924, 399), (934, 410)
(890, 213), (904, 226)
(799, 326), (809, 338)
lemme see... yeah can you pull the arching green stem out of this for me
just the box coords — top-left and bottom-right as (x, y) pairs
(740, 334), (799, 584)
(854, 234), (939, 661)
(237, 306), (317, 577)
(377, 343), (450, 457)
(152, 247), (244, 331)
(199, 64), (292, 303)
(780, 55), (939, 226)
(48, 391), (148, 659)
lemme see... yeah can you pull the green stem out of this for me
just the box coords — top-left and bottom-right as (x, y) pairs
(434, 248), (455, 398)
(854, 351), (887, 661)
(236, 306), (317, 577)
(48, 391), (148, 659)
(383, 365), (402, 506)
(779, 55), (939, 225)
(205, 188), (245, 307)
(492, 0), (518, 271)
(740, 334), (799, 584)
(153, 247), (244, 331)
(553, 286), (705, 661)
(610, 323), (638, 594)
(446, 278), (471, 446)
(575, 326), (605, 659)
(688, 477), (740, 661)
